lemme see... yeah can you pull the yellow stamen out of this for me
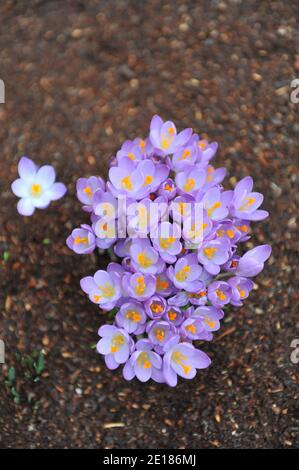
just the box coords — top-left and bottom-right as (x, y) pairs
(206, 166), (214, 182)
(121, 175), (133, 191)
(156, 278), (168, 291)
(236, 224), (248, 233)
(155, 328), (165, 342)
(168, 310), (177, 321)
(179, 149), (191, 161)
(31, 183), (42, 196)
(198, 141), (207, 150)
(183, 178), (196, 192)
(159, 237), (176, 250)
(172, 351), (191, 375)
(127, 152), (135, 160)
(83, 186), (92, 198)
(216, 289), (226, 301)
(125, 310), (142, 322)
(143, 175), (153, 186)
(74, 236), (88, 245)
(207, 201), (221, 217)
(203, 246), (217, 259)
(175, 265), (191, 282)
(139, 139), (146, 149)
(98, 283), (115, 299)
(186, 323), (197, 334)
(239, 197), (256, 212)
(137, 252), (153, 268)
(238, 288), (246, 299)
(204, 317), (216, 328)
(226, 229), (235, 239)
(137, 351), (152, 369)
(93, 294), (102, 302)
(110, 334), (125, 353)
(135, 276), (146, 296)
(161, 127), (175, 150)
(150, 303), (163, 314)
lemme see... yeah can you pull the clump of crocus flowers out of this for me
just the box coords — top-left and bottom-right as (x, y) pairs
(67, 115), (271, 387)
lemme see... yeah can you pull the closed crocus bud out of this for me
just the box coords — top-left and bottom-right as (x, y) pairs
(236, 245), (272, 277)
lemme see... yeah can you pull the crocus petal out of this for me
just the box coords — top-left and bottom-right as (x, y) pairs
(11, 178), (29, 198)
(45, 182), (67, 201)
(123, 361), (135, 380)
(35, 165), (56, 188)
(18, 157), (36, 181)
(17, 198), (35, 216)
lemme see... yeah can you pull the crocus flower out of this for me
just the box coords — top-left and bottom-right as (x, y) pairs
(144, 295), (167, 320)
(152, 221), (182, 264)
(11, 156), (67, 216)
(130, 238), (164, 274)
(122, 272), (156, 301)
(123, 339), (164, 383)
(149, 115), (192, 155)
(198, 238), (231, 275)
(228, 276), (254, 306)
(208, 281), (232, 307)
(158, 178), (177, 200)
(97, 325), (134, 370)
(66, 224), (96, 254)
(147, 320), (176, 353)
(192, 306), (224, 333)
(236, 245), (272, 277)
(115, 301), (146, 334)
(201, 187), (231, 221)
(164, 306), (184, 326)
(163, 335), (211, 387)
(76, 176), (105, 212)
(175, 167), (206, 196)
(155, 272), (175, 297)
(172, 142), (198, 171)
(180, 317), (210, 341)
(80, 269), (122, 310)
(167, 254), (202, 292)
(116, 140), (144, 164)
(230, 176), (269, 221)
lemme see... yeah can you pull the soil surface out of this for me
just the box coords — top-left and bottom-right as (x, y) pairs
(0, 0), (298, 449)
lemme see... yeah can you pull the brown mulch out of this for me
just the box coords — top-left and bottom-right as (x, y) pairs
(0, 0), (298, 449)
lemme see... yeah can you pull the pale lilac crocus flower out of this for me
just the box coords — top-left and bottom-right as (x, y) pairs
(236, 245), (272, 277)
(228, 276), (254, 306)
(97, 325), (134, 370)
(76, 176), (105, 212)
(80, 269), (122, 310)
(163, 335), (211, 387)
(11, 156), (67, 216)
(149, 115), (192, 155)
(115, 301), (146, 334)
(123, 339), (164, 383)
(230, 176), (269, 221)
(66, 224), (96, 254)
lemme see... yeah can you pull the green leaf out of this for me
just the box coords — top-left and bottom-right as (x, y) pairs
(34, 352), (44, 375)
(3, 251), (10, 262)
(42, 238), (51, 246)
(8, 366), (15, 383)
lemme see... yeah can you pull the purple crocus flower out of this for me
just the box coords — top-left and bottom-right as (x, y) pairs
(116, 140), (144, 164)
(172, 142), (198, 171)
(66, 224), (96, 254)
(115, 301), (146, 334)
(163, 335), (211, 387)
(201, 187), (231, 221)
(155, 272), (175, 298)
(167, 254), (202, 292)
(180, 317), (210, 341)
(149, 115), (192, 155)
(158, 178), (177, 200)
(130, 238), (164, 274)
(152, 221), (182, 264)
(228, 276), (254, 306)
(134, 159), (169, 199)
(175, 167), (206, 196)
(168, 291), (189, 307)
(123, 339), (164, 383)
(164, 306), (184, 326)
(108, 158), (144, 199)
(192, 306), (224, 333)
(230, 176), (269, 221)
(198, 238), (231, 275)
(76, 176), (105, 212)
(196, 138), (218, 165)
(147, 320), (176, 353)
(97, 325), (134, 370)
(122, 272), (156, 301)
(207, 281), (232, 307)
(236, 245), (272, 277)
(80, 269), (122, 310)
(144, 295), (167, 320)
(11, 156), (67, 216)
(202, 165), (226, 190)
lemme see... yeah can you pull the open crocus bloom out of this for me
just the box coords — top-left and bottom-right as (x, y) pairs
(97, 325), (134, 370)
(11, 156), (67, 216)
(80, 268), (122, 310)
(163, 336), (211, 387)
